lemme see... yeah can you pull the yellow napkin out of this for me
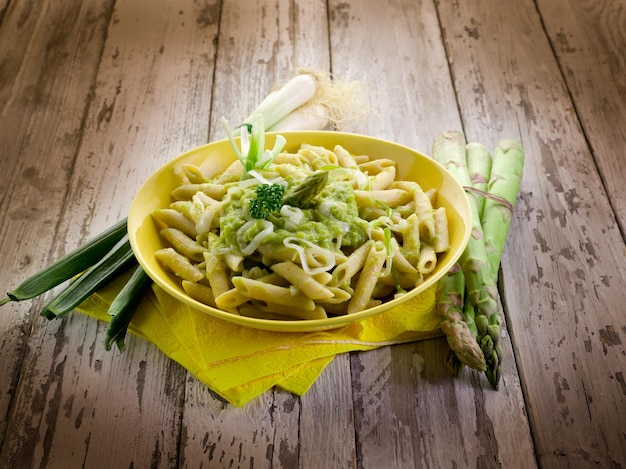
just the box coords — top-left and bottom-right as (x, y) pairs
(77, 276), (442, 406)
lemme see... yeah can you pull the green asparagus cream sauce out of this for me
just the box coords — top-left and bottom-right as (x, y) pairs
(213, 178), (369, 255)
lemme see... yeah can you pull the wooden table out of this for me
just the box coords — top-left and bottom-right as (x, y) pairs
(1, 0), (624, 467)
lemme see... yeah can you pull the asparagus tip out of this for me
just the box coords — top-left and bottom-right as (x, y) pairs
(486, 368), (501, 390)
(445, 350), (466, 377)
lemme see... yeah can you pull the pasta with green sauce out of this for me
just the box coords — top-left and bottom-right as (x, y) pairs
(152, 138), (450, 321)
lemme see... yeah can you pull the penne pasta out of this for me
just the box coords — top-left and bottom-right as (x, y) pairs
(400, 213), (421, 266)
(417, 244), (437, 275)
(433, 207), (450, 253)
(214, 288), (250, 310)
(330, 240), (373, 287)
(271, 262), (334, 300)
(222, 251), (245, 273)
(347, 241), (386, 314)
(160, 227), (208, 262)
(155, 248), (204, 282)
(182, 280), (216, 308)
(413, 187), (436, 242)
(299, 144), (339, 168)
(231, 276), (316, 311)
(182, 163), (210, 183)
(318, 286), (352, 304)
(214, 159), (243, 184)
(152, 141), (451, 321)
(359, 159), (397, 191)
(390, 237), (418, 274)
(171, 182), (227, 201)
(354, 189), (413, 208)
(152, 208), (197, 239)
(204, 252), (231, 298)
(334, 145), (358, 169)
(369, 166), (396, 191)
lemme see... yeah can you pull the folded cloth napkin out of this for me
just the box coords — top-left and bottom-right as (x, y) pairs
(77, 275), (442, 406)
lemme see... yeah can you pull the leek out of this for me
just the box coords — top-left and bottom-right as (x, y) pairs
(234, 68), (368, 134)
(221, 115), (286, 180)
(240, 73), (317, 131)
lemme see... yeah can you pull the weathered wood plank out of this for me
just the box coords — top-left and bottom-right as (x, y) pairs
(329, 0), (536, 467)
(1, 0), (220, 467)
(537, 0), (626, 233)
(351, 336), (536, 468)
(0, 1), (9, 22)
(0, 0), (115, 448)
(180, 387), (292, 468)
(329, 0), (464, 154)
(299, 354), (356, 468)
(436, 0), (626, 466)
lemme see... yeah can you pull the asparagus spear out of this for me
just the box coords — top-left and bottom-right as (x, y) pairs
(476, 139), (524, 386)
(431, 132), (487, 373)
(445, 349), (466, 377)
(436, 263), (486, 372)
(481, 139), (525, 279)
(432, 131), (501, 389)
(461, 142), (493, 354)
(466, 142), (492, 218)
(282, 170), (329, 208)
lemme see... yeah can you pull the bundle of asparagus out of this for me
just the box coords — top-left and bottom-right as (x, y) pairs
(433, 131), (525, 389)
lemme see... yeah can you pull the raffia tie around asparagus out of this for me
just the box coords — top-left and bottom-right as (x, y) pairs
(432, 131), (524, 390)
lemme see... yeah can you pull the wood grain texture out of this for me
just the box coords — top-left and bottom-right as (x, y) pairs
(207, 0), (330, 136)
(298, 354), (356, 468)
(536, 0), (626, 232)
(0, 0), (115, 448)
(329, 0), (464, 153)
(1, 0), (625, 467)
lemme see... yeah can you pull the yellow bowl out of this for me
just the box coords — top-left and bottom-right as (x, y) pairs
(128, 131), (471, 332)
